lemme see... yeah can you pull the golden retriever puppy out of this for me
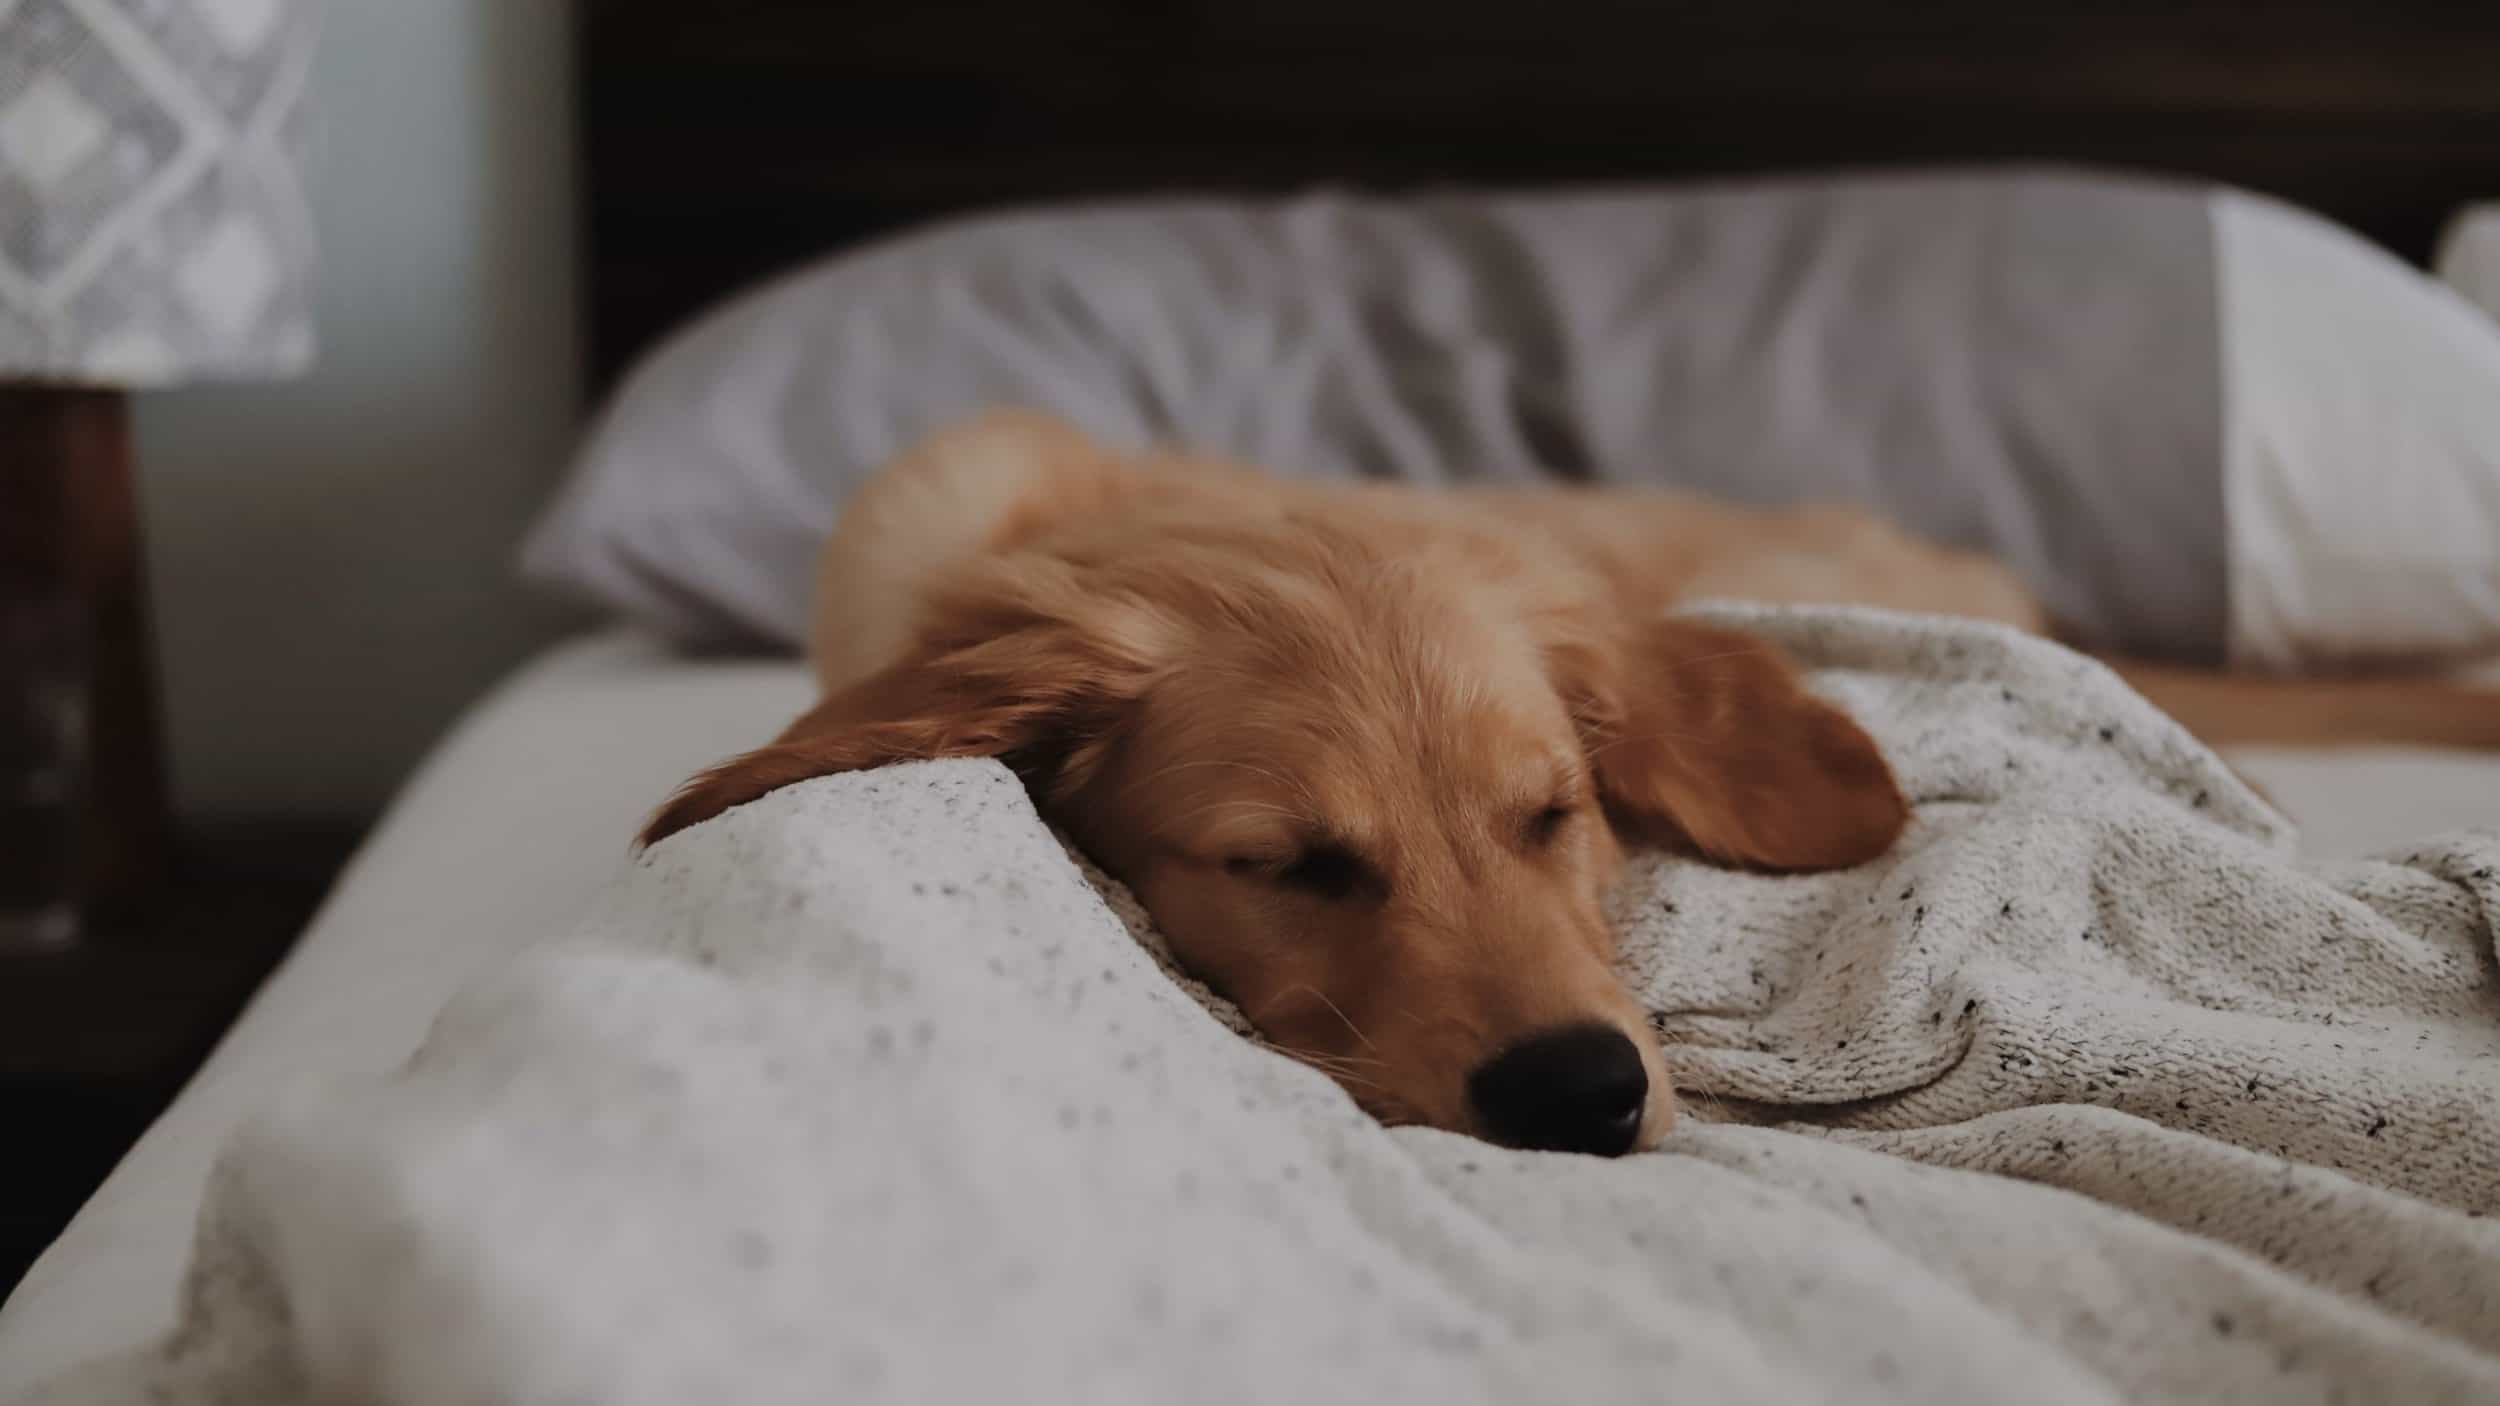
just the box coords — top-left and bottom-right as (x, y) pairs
(641, 411), (2497, 1155)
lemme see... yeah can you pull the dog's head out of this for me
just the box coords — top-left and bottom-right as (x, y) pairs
(643, 496), (1904, 1156)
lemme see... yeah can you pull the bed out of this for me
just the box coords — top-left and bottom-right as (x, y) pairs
(0, 629), (2494, 1397)
(8, 2), (2500, 1399)
(0, 626), (2490, 1393)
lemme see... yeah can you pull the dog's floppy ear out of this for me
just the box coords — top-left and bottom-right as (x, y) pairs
(1546, 615), (1906, 870)
(639, 561), (1173, 847)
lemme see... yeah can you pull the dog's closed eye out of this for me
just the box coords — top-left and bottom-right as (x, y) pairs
(1524, 799), (1578, 848)
(1227, 844), (1380, 902)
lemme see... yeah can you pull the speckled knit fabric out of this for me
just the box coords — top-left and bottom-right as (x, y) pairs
(17, 608), (2499, 1405)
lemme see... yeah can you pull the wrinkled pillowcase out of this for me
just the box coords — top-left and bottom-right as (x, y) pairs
(520, 169), (2500, 669)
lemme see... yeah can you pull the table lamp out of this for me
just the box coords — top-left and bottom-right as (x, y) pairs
(1, 0), (314, 946)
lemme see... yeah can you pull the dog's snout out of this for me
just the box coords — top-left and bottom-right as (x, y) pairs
(1466, 1023), (1649, 1156)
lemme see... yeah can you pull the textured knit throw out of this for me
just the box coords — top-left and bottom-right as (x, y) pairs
(18, 607), (2499, 1405)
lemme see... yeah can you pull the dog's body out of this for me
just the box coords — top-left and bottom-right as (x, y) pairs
(645, 411), (2500, 1156)
(803, 413), (2048, 698)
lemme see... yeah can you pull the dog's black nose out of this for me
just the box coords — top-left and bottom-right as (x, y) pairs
(1467, 1023), (1648, 1156)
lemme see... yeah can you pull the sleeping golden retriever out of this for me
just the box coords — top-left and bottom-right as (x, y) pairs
(640, 411), (2500, 1157)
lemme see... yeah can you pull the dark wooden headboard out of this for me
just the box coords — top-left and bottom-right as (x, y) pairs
(580, 0), (2500, 390)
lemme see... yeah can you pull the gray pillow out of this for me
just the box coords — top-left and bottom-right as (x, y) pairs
(521, 168), (2500, 667)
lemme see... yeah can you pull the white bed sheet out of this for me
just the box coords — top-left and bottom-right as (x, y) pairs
(0, 631), (808, 1395)
(1, 628), (2494, 1393)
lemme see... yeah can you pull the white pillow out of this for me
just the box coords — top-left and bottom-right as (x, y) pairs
(522, 173), (2500, 672)
(2216, 191), (2500, 670)
(2437, 202), (2500, 321)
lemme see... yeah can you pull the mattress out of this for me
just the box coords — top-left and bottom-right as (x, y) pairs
(1, 628), (2495, 1392)
(0, 631), (808, 1395)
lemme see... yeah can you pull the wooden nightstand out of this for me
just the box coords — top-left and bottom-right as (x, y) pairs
(1, 387), (172, 935)
(0, 821), (359, 1295)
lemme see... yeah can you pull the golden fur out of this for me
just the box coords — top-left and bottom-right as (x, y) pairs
(642, 410), (2499, 1153)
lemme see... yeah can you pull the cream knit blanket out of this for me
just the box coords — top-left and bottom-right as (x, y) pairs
(17, 608), (2498, 1405)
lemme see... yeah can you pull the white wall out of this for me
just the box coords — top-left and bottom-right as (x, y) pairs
(135, 0), (586, 820)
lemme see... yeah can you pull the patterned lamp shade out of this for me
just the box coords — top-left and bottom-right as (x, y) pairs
(0, 0), (314, 385)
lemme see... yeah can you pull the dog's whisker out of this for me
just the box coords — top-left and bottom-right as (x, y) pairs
(1300, 986), (1380, 1053)
(1122, 757), (1322, 809)
(1285, 1048), (1389, 1076)
(1276, 1050), (1393, 1097)
(1675, 1080), (1732, 1124)
(1663, 647), (1770, 668)
(1581, 725), (1826, 766)
(1167, 799), (1324, 836)
(1250, 982), (1383, 1056)
(1579, 726), (1717, 759)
